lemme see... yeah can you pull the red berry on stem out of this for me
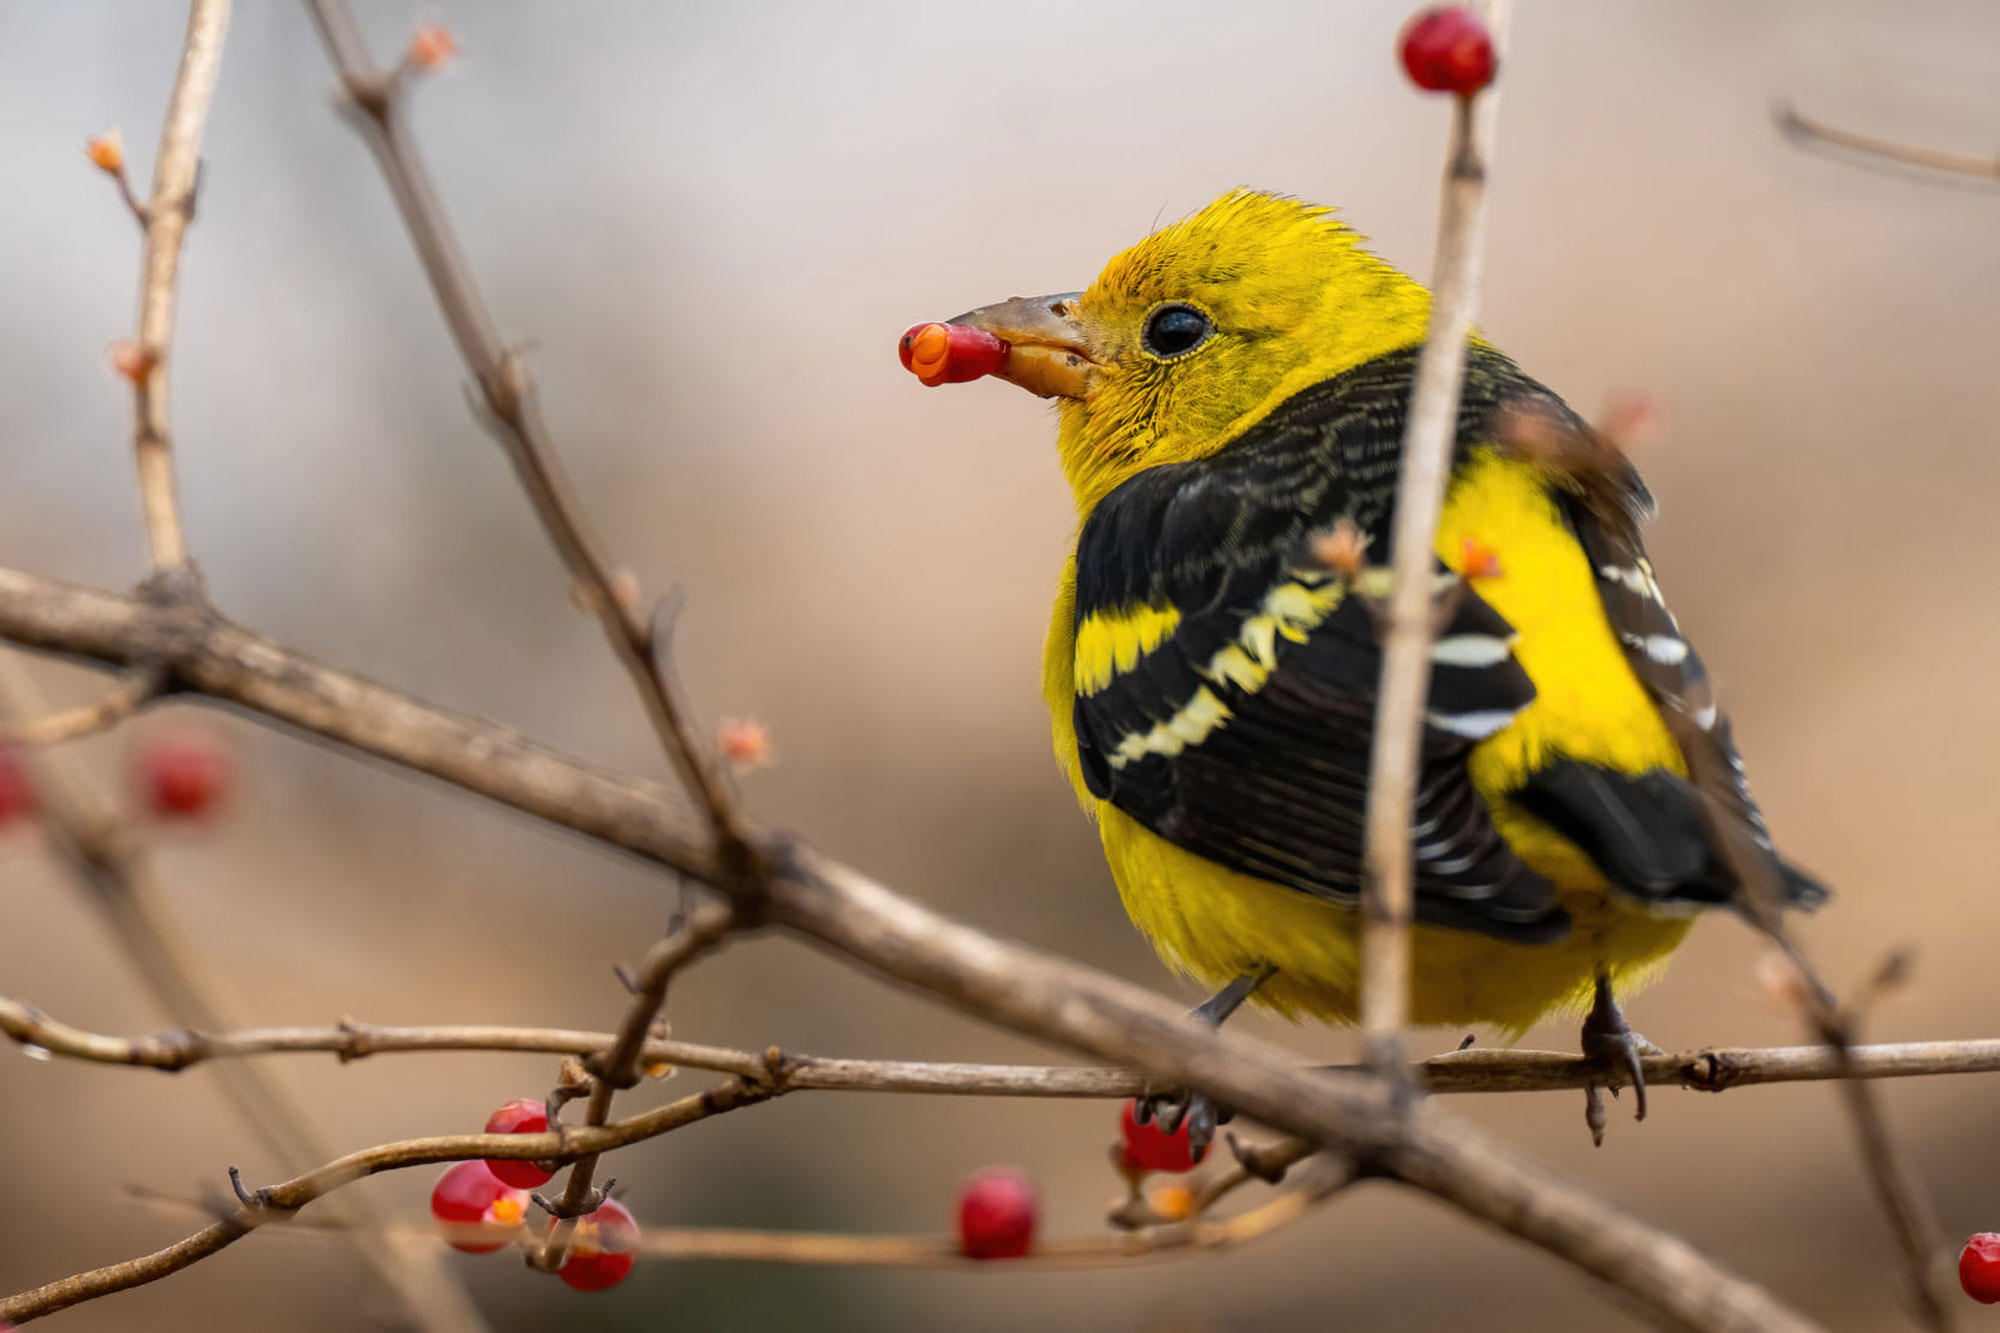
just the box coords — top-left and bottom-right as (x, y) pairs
(1118, 1099), (1206, 1174)
(1961, 1233), (2000, 1303)
(956, 1166), (1037, 1259)
(483, 1099), (555, 1189)
(1399, 7), (1496, 96)
(430, 1161), (529, 1254)
(554, 1199), (640, 1292)
(136, 730), (233, 819)
(0, 748), (35, 826)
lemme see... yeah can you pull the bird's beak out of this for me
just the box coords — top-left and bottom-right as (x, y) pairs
(948, 292), (1098, 399)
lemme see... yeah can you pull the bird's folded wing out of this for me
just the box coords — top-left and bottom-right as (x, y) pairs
(1070, 417), (1569, 944)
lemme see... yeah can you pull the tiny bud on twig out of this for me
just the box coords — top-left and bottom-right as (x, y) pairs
(110, 341), (158, 386)
(406, 23), (457, 73)
(717, 717), (773, 771)
(85, 129), (125, 175)
(1309, 517), (1368, 580)
(1458, 536), (1503, 581)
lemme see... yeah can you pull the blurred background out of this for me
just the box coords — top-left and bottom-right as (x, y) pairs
(4, 1), (2000, 1328)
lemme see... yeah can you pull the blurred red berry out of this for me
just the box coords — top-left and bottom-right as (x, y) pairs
(1399, 7), (1496, 96)
(136, 730), (233, 819)
(0, 748), (35, 826)
(1118, 1099), (1206, 1174)
(554, 1199), (639, 1292)
(430, 1161), (528, 1254)
(1962, 1233), (2000, 1303)
(483, 1099), (555, 1189)
(956, 1167), (1037, 1259)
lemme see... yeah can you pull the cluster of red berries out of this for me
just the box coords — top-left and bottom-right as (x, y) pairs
(429, 1099), (638, 1292)
(0, 729), (234, 832)
(1398, 6), (1496, 97)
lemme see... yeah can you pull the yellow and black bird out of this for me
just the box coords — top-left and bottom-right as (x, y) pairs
(905, 189), (1823, 1142)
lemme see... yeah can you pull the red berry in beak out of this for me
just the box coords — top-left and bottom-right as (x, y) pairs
(898, 322), (1010, 387)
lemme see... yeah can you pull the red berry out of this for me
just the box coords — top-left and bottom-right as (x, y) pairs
(898, 322), (1011, 387)
(554, 1199), (639, 1292)
(136, 730), (233, 818)
(1961, 1233), (2000, 1303)
(1118, 1099), (1207, 1174)
(483, 1099), (555, 1189)
(956, 1167), (1037, 1260)
(430, 1161), (529, 1254)
(0, 748), (35, 826)
(1399, 7), (1496, 96)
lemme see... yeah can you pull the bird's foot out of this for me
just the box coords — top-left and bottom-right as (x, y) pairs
(1580, 974), (1662, 1147)
(1133, 1086), (1235, 1162)
(1135, 965), (1276, 1160)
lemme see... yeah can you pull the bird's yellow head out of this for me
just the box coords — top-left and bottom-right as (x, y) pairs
(939, 189), (1432, 512)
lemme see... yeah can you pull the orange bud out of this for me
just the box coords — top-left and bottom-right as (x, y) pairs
(407, 22), (457, 72)
(110, 341), (158, 385)
(717, 717), (773, 770)
(1310, 517), (1368, 579)
(898, 322), (1010, 387)
(85, 129), (124, 175)
(1150, 1184), (1196, 1222)
(1459, 536), (1503, 581)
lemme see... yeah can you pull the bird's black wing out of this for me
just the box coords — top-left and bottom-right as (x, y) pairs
(1070, 350), (1569, 943)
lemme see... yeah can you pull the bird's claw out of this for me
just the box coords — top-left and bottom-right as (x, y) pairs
(1137, 1086), (1233, 1160)
(1579, 974), (1658, 1146)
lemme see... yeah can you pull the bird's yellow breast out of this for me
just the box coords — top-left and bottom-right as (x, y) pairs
(1045, 450), (1696, 1033)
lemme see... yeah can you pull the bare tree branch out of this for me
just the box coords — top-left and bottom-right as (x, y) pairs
(9, 997), (2000, 1099)
(0, 569), (1818, 1331)
(300, 0), (754, 877)
(1359, 0), (1508, 1053)
(127, 0), (230, 577)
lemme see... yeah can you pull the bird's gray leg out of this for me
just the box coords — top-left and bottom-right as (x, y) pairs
(1580, 971), (1662, 1146)
(1139, 963), (1277, 1157)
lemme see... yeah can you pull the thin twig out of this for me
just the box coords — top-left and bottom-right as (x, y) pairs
(0, 665), (161, 745)
(129, 0), (231, 577)
(301, 0), (755, 880)
(536, 901), (734, 1271)
(1776, 100), (2000, 182)
(0, 1077), (777, 1324)
(1358, 0), (1511, 1057)
(8, 998), (2000, 1098)
(126, 1164), (1358, 1267)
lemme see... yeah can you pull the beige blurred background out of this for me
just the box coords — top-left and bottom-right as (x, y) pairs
(5, 1), (2000, 1328)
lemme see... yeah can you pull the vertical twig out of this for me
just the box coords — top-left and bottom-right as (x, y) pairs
(130, 0), (231, 579)
(1359, 0), (1511, 1059)
(300, 0), (754, 879)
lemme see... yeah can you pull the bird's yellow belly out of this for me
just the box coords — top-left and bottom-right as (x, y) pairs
(1068, 451), (1699, 1035)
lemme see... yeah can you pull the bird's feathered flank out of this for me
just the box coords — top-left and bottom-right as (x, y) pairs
(1490, 400), (1828, 916)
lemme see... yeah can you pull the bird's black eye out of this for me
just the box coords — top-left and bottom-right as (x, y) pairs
(1141, 303), (1213, 360)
